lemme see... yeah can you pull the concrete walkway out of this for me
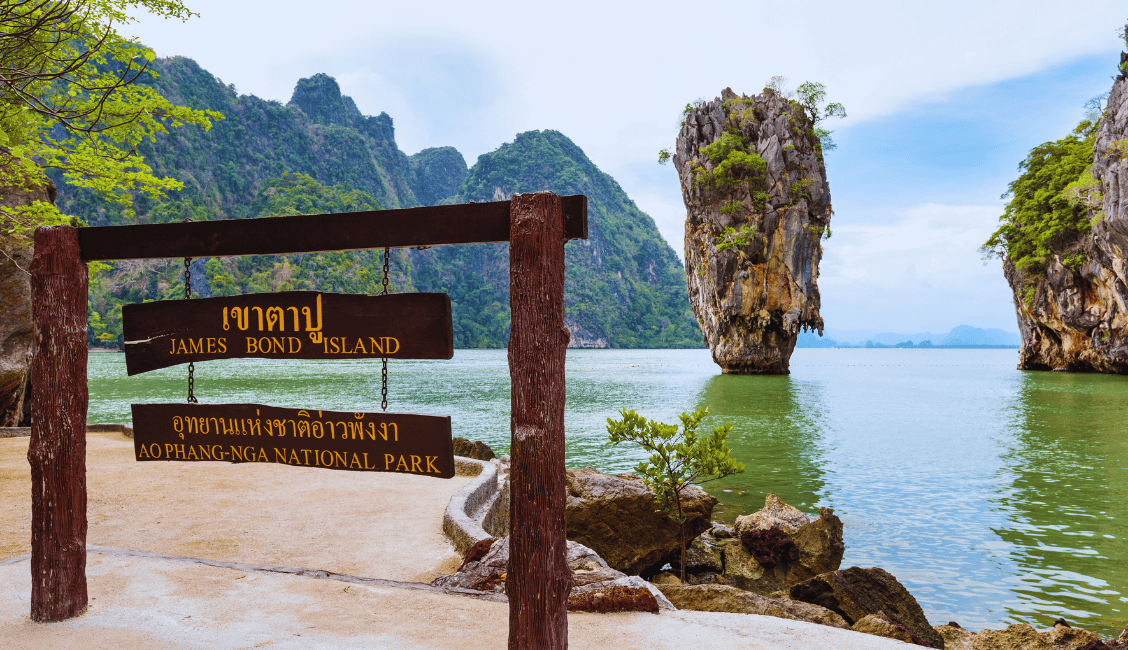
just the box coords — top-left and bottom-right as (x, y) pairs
(0, 432), (906, 649)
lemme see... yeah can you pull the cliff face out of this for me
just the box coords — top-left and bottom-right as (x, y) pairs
(1007, 55), (1128, 373)
(673, 88), (830, 374)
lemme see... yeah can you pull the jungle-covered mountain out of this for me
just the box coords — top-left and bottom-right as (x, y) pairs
(67, 57), (700, 349)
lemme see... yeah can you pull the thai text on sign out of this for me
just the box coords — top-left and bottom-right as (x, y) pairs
(121, 291), (453, 375)
(131, 403), (455, 479)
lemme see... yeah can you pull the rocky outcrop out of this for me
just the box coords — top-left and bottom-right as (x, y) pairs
(564, 466), (717, 575)
(656, 583), (848, 628)
(0, 174), (55, 426)
(789, 566), (944, 649)
(451, 437), (497, 461)
(853, 613), (934, 646)
(716, 495), (845, 595)
(1007, 51), (1128, 373)
(431, 537), (673, 612)
(673, 87), (831, 374)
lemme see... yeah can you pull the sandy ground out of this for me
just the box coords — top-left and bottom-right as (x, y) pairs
(0, 431), (906, 649)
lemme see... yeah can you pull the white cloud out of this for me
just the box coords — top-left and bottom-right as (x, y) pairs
(819, 203), (1018, 332)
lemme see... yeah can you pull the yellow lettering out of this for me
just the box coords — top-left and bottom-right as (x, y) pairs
(223, 306), (230, 331)
(138, 444), (151, 459)
(288, 337), (301, 354)
(334, 451), (347, 467)
(289, 449), (301, 465)
(411, 455), (422, 473)
(287, 306), (300, 331)
(275, 448), (288, 463)
(189, 339), (203, 354)
(395, 455), (408, 472)
(363, 453), (375, 470)
(211, 445), (224, 460)
(383, 337), (400, 354)
(302, 449), (313, 465)
(187, 446), (199, 460)
(350, 453), (363, 469)
(177, 339), (188, 354)
(246, 337), (258, 354)
(200, 445), (213, 460)
(426, 456), (439, 474)
(271, 337), (284, 354)
(207, 338), (217, 354)
(353, 338), (367, 354)
(384, 453), (395, 470)
(252, 306), (264, 331)
(218, 338), (227, 354)
(320, 450), (334, 467)
(259, 337), (271, 354)
(170, 338), (177, 354)
(173, 416), (183, 433)
(369, 337), (383, 354)
(231, 446), (244, 461)
(329, 337), (340, 354)
(257, 448), (268, 462)
(164, 443), (175, 458)
(150, 444), (162, 459)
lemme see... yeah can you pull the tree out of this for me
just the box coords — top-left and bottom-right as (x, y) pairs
(606, 407), (744, 580)
(1, 0), (220, 236)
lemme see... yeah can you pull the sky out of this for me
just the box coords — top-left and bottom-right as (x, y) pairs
(123, 1), (1128, 334)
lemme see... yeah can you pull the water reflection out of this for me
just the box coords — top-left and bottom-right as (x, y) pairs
(993, 371), (1128, 637)
(692, 374), (827, 522)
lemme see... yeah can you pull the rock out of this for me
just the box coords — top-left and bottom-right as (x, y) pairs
(657, 583), (848, 629)
(564, 466), (717, 575)
(431, 537), (672, 612)
(650, 571), (682, 586)
(668, 537), (723, 575)
(790, 566), (944, 649)
(452, 437), (496, 461)
(709, 522), (736, 538)
(971, 624), (1051, 650)
(735, 493), (812, 536)
(740, 526), (799, 568)
(684, 572), (728, 586)
(853, 613), (923, 645)
(0, 172), (54, 427)
(1041, 625), (1101, 649)
(1003, 48), (1128, 375)
(1120, 622), (1128, 644)
(936, 624), (974, 650)
(672, 87), (832, 374)
(720, 501), (844, 595)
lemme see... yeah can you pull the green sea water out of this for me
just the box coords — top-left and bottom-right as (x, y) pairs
(87, 347), (1128, 636)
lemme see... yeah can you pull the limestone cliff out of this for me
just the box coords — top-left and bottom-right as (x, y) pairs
(1005, 51), (1128, 373)
(0, 174), (55, 426)
(673, 88), (830, 374)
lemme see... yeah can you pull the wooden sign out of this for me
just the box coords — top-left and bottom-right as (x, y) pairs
(131, 403), (454, 479)
(122, 291), (452, 375)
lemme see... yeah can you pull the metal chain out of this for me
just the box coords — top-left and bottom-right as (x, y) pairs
(381, 247), (389, 411)
(183, 255), (197, 404)
(183, 217), (197, 404)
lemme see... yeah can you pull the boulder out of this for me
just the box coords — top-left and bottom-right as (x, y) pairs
(1041, 624), (1101, 649)
(735, 493), (812, 536)
(970, 624), (1051, 650)
(564, 466), (717, 575)
(452, 437), (496, 461)
(684, 572), (728, 586)
(853, 613), (923, 645)
(790, 566), (944, 649)
(667, 537), (723, 575)
(936, 624), (974, 650)
(657, 583), (848, 629)
(431, 537), (673, 612)
(720, 505), (844, 595)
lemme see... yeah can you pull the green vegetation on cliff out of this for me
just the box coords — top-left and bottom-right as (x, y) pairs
(982, 120), (1098, 283)
(69, 59), (699, 349)
(413, 130), (701, 348)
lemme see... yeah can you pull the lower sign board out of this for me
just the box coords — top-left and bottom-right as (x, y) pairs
(122, 291), (453, 376)
(131, 403), (454, 479)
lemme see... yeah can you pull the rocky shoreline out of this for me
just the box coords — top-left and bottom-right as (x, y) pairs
(437, 454), (1128, 649)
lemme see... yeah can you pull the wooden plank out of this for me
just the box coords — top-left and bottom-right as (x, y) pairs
(122, 292), (452, 376)
(506, 192), (572, 648)
(78, 195), (588, 261)
(28, 225), (89, 621)
(131, 403), (455, 479)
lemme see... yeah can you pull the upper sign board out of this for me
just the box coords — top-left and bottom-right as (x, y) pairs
(122, 291), (452, 375)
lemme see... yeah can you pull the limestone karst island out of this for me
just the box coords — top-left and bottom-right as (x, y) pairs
(1, 3), (1127, 650)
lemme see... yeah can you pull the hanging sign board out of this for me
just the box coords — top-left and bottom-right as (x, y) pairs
(131, 403), (455, 479)
(122, 291), (453, 375)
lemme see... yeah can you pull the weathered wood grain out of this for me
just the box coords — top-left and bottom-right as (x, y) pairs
(78, 195), (588, 261)
(122, 292), (453, 375)
(506, 192), (572, 649)
(131, 403), (455, 479)
(28, 225), (89, 621)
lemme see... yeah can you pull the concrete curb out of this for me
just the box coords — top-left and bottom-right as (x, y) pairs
(444, 456), (510, 556)
(0, 423), (133, 438)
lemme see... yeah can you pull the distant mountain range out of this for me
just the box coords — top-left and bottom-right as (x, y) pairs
(797, 325), (1020, 348)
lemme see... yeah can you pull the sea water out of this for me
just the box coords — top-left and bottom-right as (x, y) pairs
(87, 347), (1128, 636)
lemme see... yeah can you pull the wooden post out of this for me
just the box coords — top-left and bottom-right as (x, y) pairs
(506, 192), (572, 649)
(28, 225), (89, 621)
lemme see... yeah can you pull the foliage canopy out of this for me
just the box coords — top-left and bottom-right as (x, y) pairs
(0, 0), (220, 235)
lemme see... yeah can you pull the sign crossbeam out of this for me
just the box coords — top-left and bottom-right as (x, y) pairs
(77, 195), (588, 261)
